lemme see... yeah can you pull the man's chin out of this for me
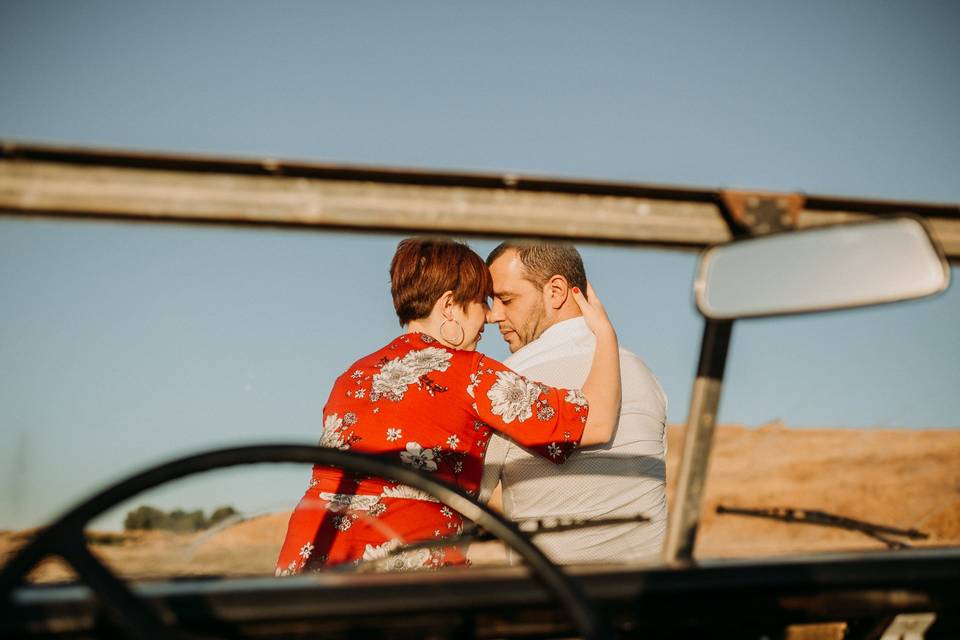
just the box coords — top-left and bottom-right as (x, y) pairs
(498, 329), (524, 353)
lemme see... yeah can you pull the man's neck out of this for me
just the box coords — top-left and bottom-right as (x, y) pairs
(544, 301), (582, 332)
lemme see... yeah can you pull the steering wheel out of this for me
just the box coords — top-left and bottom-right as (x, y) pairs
(0, 444), (608, 640)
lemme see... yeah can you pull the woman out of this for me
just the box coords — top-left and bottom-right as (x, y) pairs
(276, 238), (620, 573)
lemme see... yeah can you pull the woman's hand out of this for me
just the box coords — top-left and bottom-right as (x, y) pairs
(570, 282), (615, 339)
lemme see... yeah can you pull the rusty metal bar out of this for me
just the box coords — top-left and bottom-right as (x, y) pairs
(0, 147), (728, 248)
(2, 141), (959, 257)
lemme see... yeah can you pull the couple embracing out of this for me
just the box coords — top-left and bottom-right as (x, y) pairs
(276, 238), (667, 574)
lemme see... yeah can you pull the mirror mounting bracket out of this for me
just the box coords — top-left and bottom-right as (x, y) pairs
(719, 190), (805, 237)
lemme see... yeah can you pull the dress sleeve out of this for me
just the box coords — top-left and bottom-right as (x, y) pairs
(466, 353), (588, 464)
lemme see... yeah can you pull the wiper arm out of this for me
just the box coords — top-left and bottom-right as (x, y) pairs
(716, 505), (929, 550)
(516, 513), (651, 535)
(352, 513), (652, 569)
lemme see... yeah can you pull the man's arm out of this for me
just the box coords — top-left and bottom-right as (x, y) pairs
(487, 482), (504, 512)
(479, 432), (511, 505)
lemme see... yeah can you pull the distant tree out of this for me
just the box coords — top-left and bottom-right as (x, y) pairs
(208, 506), (239, 527)
(123, 505), (168, 531)
(188, 510), (206, 531)
(166, 509), (186, 532)
(123, 505), (240, 532)
(166, 509), (204, 532)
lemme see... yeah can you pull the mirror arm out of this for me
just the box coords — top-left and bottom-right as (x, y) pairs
(662, 319), (733, 565)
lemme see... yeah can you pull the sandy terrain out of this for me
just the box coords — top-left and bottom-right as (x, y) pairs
(3, 424), (959, 583)
(673, 422), (960, 557)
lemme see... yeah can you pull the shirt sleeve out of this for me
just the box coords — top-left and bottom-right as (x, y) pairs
(467, 353), (588, 464)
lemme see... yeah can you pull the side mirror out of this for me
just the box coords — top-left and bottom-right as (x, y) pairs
(694, 217), (950, 320)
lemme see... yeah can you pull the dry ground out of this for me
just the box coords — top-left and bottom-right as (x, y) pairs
(674, 422), (960, 557)
(3, 424), (959, 583)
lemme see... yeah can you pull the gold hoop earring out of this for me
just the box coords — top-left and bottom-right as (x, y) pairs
(439, 318), (465, 347)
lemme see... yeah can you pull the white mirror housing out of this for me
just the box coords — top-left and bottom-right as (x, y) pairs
(695, 217), (950, 320)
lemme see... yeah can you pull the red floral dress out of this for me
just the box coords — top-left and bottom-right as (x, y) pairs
(275, 332), (589, 574)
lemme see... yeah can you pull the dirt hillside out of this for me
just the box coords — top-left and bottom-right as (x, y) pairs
(668, 422), (960, 557)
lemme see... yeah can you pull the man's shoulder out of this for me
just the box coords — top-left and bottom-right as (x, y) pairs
(509, 333), (667, 418)
(505, 331), (593, 381)
(618, 346), (658, 383)
(618, 347), (667, 418)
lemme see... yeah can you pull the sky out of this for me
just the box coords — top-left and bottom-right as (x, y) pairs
(1, 1), (958, 531)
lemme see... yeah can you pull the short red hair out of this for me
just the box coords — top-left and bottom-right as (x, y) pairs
(390, 238), (493, 326)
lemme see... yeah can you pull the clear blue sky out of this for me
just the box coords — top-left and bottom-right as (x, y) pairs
(1, 1), (958, 531)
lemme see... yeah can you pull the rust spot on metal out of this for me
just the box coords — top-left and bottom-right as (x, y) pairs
(720, 189), (806, 236)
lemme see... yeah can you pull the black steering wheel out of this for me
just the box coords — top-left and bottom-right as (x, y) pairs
(0, 444), (607, 640)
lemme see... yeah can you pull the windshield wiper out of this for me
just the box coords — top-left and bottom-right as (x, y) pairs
(347, 513), (652, 570)
(716, 505), (929, 550)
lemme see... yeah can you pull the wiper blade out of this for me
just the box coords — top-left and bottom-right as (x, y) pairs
(716, 505), (929, 550)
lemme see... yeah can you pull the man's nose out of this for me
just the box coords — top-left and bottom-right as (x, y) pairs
(486, 302), (503, 323)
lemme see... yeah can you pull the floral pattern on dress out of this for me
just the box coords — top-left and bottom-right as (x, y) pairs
(380, 484), (439, 502)
(371, 358), (417, 402)
(468, 354), (588, 465)
(371, 347), (453, 402)
(466, 371), (483, 398)
(360, 539), (441, 572)
(319, 492), (384, 513)
(361, 538), (401, 561)
(486, 370), (543, 423)
(318, 413), (359, 450)
(536, 400), (557, 422)
(402, 346), (452, 373)
(399, 441), (438, 472)
(332, 515), (354, 532)
(564, 388), (588, 408)
(425, 446), (466, 479)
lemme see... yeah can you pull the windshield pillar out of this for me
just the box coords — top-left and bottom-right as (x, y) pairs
(663, 318), (733, 564)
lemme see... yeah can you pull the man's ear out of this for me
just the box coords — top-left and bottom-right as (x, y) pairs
(545, 275), (569, 310)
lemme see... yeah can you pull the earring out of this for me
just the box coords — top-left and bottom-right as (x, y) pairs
(439, 318), (465, 347)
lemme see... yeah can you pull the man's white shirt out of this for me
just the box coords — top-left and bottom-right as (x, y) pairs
(480, 317), (668, 565)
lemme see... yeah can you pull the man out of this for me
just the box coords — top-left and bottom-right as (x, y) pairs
(481, 242), (668, 564)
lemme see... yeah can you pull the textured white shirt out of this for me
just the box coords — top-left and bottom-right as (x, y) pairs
(480, 317), (668, 565)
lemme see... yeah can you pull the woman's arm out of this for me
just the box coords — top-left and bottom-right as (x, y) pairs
(570, 283), (621, 447)
(466, 282), (620, 462)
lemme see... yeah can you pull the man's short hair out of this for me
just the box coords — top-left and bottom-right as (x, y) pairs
(486, 241), (588, 291)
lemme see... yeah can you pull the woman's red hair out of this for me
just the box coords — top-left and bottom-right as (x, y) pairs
(390, 238), (493, 326)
